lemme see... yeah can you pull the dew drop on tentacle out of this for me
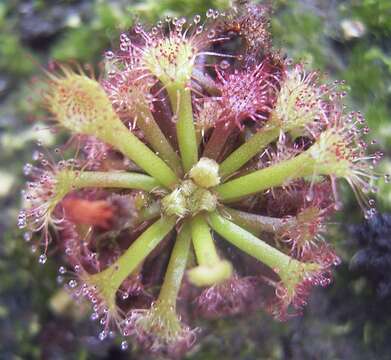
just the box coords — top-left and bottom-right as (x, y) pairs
(121, 340), (128, 351)
(38, 254), (47, 264)
(105, 51), (115, 60)
(207, 30), (216, 39)
(98, 330), (107, 341)
(219, 60), (230, 70)
(23, 163), (33, 176)
(18, 217), (27, 229)
(23, 231), (32, 242)
(68, 279), (78, 288)
(196, 25), (204, 35)
(90, 312), (99, 321)
(206, 9), (214, 18)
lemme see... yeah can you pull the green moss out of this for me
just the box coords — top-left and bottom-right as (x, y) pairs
(0, 33), (35, 75)
(273, 9), (327, 68)
(343, 0), (391, 35)
(51, 2), (133, 62)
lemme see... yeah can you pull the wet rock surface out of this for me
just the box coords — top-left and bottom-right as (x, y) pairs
(17, 1), (91, 49)
(350, 214), (391, 299)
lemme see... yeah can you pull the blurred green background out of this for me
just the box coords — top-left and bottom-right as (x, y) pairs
(1, 0), (390, 359)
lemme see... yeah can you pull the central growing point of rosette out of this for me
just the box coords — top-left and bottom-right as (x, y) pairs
(161, 157), (220, 218)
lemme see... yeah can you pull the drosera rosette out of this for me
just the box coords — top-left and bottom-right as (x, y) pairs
(271, 63), (330, 136)
(19, 158), (85, 257)
(202, 58), (280, 161)
(216, 60), (345, 180)
(19, 2), (389, 357)
(307, 104), (384, 216)
(278, 205), (328, 259)
(273, 180), (336, 259)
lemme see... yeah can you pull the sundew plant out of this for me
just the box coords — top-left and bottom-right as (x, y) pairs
(18, 2), (386, 357)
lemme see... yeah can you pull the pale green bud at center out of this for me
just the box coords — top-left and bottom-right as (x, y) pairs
(189, 157), (220, 188)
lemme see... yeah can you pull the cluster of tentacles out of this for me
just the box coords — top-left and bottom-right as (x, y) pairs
(19, 2), (382, 358)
